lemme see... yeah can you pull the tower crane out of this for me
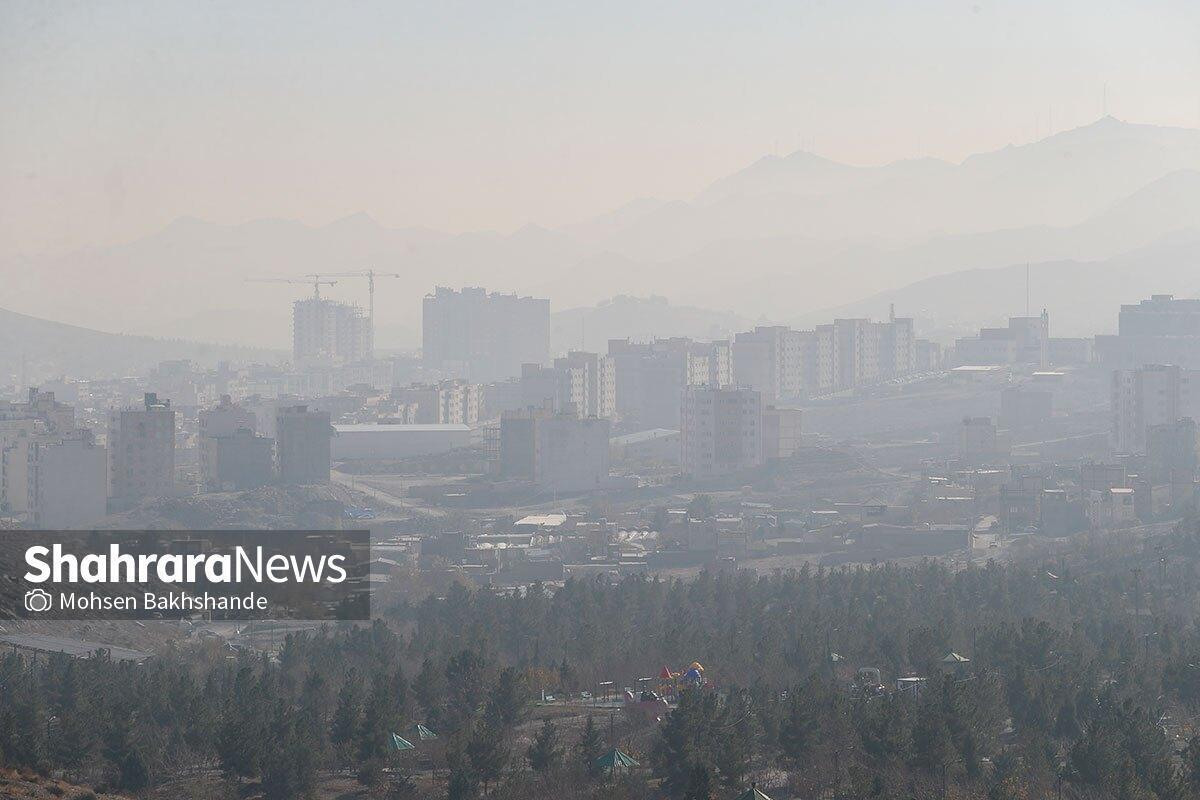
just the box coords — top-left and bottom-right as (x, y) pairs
(246, 277), (337, 300)
(303, 269), (401, 328)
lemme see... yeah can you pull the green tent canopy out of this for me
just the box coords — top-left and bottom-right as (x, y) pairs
(732, 785), (774, 800)
(594, 748), (639, 771)
(389, 733), (416, 751)
(413, 723), (438, 740)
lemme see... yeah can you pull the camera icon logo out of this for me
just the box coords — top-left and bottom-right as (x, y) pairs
(24, 588), (53, 613)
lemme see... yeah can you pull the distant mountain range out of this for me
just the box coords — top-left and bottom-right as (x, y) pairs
(2, 116), (1198, 351)
(794, 234), (1200, 340)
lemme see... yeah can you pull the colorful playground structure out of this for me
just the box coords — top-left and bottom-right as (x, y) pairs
(621, 659), (710, 720)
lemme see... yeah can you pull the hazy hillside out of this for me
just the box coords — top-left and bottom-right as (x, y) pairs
(738, 168), (1200, 316)
(2, 117), (1197, 347)
(793, 235), (1200, 340)
(0, 214), (602, 350)
(580, 117), (1200, 262)
(551, 296), (754, 354)
(0, 307), (284, 382)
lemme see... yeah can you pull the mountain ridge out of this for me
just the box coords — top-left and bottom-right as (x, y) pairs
(3, 117), (1198, 350)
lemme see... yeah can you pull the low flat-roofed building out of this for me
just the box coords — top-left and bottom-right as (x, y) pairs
(512, 513), (568, 533)
(610, 428), (681, 463)
(332, 423), (471, 460)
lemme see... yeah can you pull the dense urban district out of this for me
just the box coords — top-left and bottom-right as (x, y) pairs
(5, 287), (1200, 800)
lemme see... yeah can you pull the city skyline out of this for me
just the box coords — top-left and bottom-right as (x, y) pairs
(6, 5), (1200, 794)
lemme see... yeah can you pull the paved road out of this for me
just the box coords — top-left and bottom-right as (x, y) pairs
(0, 632), (151, 662)
(331, 469), (447, 518)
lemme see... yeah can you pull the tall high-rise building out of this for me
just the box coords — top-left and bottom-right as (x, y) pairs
(499, 409), (610, 492)
(1, 421), (41, 516)
(608, 338), (731, 429)
(1111, 364), (1200, 454)
(954, 312), (1050, 367)
(422, 286), (550, 382)
(732, 317), (914, 400)
(810, 325), (838, 394)
(29, 429), (108, 529)
(1146, 418), (1199, 485)
(1097, 295), (1200, 369)
(875, 311), (916, 379)
(276, 405), (332, 485)
(681, 386), (762, 478)
(513, 362), (585, 417)
(553, 351), (617, 419)
(108, 393), (176, 506)
(200, 394), (257, 438)
(1, 387), (78, 516)
(834, 318), (880, 389)
(733, 326), (802, 404)
(293, 297), (371, 366)
(762, 406), (803, 460)
(509, 352), (617, 419)
(199, 395), (274, 491)
(201, 428), (275, 491)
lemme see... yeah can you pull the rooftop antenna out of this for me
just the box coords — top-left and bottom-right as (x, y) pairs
(1103, 83), (1108, 117)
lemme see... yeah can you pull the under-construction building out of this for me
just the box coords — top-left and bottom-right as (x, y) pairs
(293, 298), (371, 366)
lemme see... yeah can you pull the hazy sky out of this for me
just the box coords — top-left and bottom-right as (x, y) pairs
(2, 0), (1199, 256)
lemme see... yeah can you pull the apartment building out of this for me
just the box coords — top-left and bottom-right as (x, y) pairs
(553, 351), (617, 419)
(422, 286), (550, 382)
(1111, 364), (1200, 454)
(108, 393), (176, 506)
(681, 386), (762, 478)
(1097, 295), (1200, 369)
(389, 380), (483, 425)
(276, 405), (332, 485)
(608, 338), (731, 429)
(954, 312), (1050, 367)
(499, 408), (611, 492)
(28, 429), (108, 528)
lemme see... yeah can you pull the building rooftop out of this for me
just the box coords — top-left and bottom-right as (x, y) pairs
(950, 365), (1006, 373)
(610, 428), (680, 445)
(514, 513), (568, 528)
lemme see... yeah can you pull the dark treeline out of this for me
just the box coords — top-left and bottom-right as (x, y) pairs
(7, 520), (1200, 798)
